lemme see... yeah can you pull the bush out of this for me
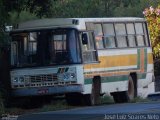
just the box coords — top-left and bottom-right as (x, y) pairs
(99, 94), (114, 104)
(154, 59), (160, 76)
(143, 6), (160, 58)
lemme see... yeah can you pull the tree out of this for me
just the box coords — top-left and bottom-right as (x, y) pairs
(102, 0), (121, 16)
(27, 0), (53, 18)
(50, 0), (104, 18)
(143, 6), (160, 58)
(0, 0), (9, 45)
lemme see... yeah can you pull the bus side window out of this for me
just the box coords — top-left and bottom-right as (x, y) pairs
(29, 32), (37, 55)
(115, 23), (128, 48)
(103, 23), (116, 48)
(94, 24), (104, 49)
(126, 23), (136, 47)
(135, 23), (145, 47)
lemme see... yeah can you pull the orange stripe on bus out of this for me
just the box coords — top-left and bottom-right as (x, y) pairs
(84, 70), (141, 78)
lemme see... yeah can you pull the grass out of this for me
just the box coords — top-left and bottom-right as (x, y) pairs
(130, 96), (151, 103)
(38, 100), (74, 113)
(3, 95), (114, 115)
(1, 95), (153, 116)
(99, 95), (114, 104)
(4, 98), (75, 115)
(99, 94), (151, 104)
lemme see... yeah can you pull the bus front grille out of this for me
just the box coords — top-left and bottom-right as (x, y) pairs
(12, 73), (76, 88)
(29, 74), (58, 83)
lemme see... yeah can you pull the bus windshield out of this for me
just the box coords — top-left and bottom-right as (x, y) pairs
(11, 28), (82, 68)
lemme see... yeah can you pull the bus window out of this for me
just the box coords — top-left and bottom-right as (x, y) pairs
(135, 23), (145, 46)
(103, 23), (116, 48)
(11, 33), (34, 66)
(94, 24), (104, 49)
(53, 34), (66, 50)
(137, 35), (145, 46)
(50, 29), (81, 64)
(115, 23), (127, 48)
(126, 23), (136, 47)
(29, 32), (37, 55)
(81, 31), (98, 63)
(104, 37), (116, 48)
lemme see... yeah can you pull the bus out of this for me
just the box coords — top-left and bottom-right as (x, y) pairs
(10, 18), (154, 105)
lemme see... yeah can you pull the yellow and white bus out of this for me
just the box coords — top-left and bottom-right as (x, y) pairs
(10, 18), (154, 105)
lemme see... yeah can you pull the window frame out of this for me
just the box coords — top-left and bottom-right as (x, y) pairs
(28, 32), (37, 55)
(134, 22), (146, 47)
(94, 23), (105, 49)
(80, 30), (99, 64)
(102, 23), (117, 48)
(92, 21), (150, 50)
(114, 23), (128, 48)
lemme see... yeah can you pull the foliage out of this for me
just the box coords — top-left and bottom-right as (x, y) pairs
(143, 6), (160, 58)
(49, 0), (143, 18)
(1, 0), (160, 27)
(3, 0), (53, 18)
(0, 0), (8, 43)
(99, 95), (114, 104)
(0, 0), (7, 25)
(50, 0), (102, 17)
(9, 11), (37, 25)
(26, 0), (53, 18)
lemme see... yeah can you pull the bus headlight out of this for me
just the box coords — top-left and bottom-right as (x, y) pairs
(12, 77), (25, 84)
(13, 77), (18, 83)
(70, 73), (75, 79)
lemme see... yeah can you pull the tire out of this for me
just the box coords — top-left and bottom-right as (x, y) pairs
(127, 76), (135, 100)
(84, 77), (101, 106)
(112, 75), (137, 103)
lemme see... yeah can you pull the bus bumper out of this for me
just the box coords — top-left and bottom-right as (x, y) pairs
(11, 84), (83, 97)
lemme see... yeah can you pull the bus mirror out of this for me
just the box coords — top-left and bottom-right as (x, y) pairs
(82, 33), (88, 44)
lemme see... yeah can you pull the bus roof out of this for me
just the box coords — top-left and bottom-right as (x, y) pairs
(13, 17), (146, 32)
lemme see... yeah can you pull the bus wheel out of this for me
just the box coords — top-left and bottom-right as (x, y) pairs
(127, 75), (135, 100)
(84, 76), (101, 106)
(112, 75), (136, 103)
(65, 93), (82, 105)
